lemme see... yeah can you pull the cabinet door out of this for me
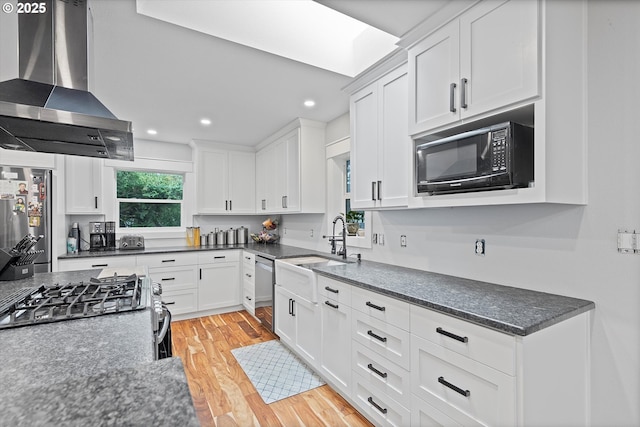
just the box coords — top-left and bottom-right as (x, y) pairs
(65, 157), (102, 213)
(197, 150), (228, 213)
(283, 130), (300, 212)
(409, 19), (460, 134)
(293, 296), (319, 368)
(350, 83), (379, 209)
(228, 151), (255, 213)
(274, 285), (295, 345)
(459, 0), (539, 118)
(378, 67), (410, 208)
(198, 262), (240, 311)
(255, 146), (273, 212)
(320, 297), (351, 395)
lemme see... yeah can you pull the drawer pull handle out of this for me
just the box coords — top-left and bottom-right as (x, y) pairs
(365, 301), (386, 312)
(436, 327), (468, 343)
(161, 259), (176, 263)
(246, 296), (252, 301)
(165, 301), (176, 305)
(367, 397), (387, 414)
(324, 286), (339, 294)
(245, 256), (251, 260)
(324, 301), (339, 309)
(214, 256), (226, 259)
(161, 277), (176, 281)
(438, 376), (470, 397)
(367, 330), (387, 343)
(91, 264), (108, 268)
(245, 273), (252, 278)
(367, 363), (388, 379)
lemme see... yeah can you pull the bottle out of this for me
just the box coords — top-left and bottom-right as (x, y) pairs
(69, 223), (80, 253)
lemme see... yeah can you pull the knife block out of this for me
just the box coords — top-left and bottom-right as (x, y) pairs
(0, 248), (39, 281)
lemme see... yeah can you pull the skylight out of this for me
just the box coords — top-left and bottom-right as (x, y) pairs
(136, 0), (399, 77)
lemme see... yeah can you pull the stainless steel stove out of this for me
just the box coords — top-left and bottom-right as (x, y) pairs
(0, 273), (172, 359)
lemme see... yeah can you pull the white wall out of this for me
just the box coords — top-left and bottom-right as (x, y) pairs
(281, 3), (640, 425)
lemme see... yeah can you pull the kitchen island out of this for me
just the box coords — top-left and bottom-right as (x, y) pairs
(0, 270), (198, 427)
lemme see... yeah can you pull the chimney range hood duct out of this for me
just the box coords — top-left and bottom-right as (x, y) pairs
(0, 0), (134, 161)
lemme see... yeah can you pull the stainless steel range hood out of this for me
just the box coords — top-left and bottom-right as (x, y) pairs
(0, 0), (133, 161)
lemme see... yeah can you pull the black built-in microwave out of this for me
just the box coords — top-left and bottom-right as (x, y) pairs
(415, 122), (534, 195)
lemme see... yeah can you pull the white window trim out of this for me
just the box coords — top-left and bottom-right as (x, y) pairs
(104, 158), (195, 239)
(326, 137), (372, 250)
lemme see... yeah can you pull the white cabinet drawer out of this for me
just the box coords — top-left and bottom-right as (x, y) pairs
(353, 309), (411, 369)
(318, 275), (352, 306)
(352, 371), (411, 427)
(163, 288), (198, 316)
(58, 256), (135, 272)
(198, 250), (240, 264)
(411, 394), (468, 427)
(149, 266), (197, 292)
(137, 252), (197, 268)
(411, 334), (516, 427)
(410, 305), (516, 375)
(352, 286), (410, 331)
(242, 251), (255, 268)
(352, 341), (410, 406)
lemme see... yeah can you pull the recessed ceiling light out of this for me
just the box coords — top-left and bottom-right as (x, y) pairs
(200, 118), (211, 126)
(304, 99), (316, 108)
(147, 129), (157, 135)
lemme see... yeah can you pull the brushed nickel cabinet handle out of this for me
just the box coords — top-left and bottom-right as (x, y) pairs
(438, 376), (470, 397)
(449, 82), (457, 112)
(460, 78), (468, 109)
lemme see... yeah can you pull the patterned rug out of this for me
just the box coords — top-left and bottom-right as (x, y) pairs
(231, 340), (325, 404)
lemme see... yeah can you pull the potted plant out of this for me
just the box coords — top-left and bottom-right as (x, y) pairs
(345, 210), (364, 236)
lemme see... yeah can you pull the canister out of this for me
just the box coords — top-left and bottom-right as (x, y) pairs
(226, 228), (236, 245)
(216, 230), (226, 245)
(236, 226), (248, 244)
(200, 235), (208, 246)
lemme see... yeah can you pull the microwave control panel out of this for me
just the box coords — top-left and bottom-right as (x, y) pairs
(491, 129), (508, 172)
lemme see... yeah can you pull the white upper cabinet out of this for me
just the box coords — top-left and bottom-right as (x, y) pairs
(350, 59), (410, 209)
(255, 118), (325, 214)
(195, 146), (255, 214)
(65, 156), (103, 214)
(409, 0), (539, 135)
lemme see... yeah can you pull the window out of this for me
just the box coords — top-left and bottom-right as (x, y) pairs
(116, 170), (184, 228)
(345, 160), (365, 229)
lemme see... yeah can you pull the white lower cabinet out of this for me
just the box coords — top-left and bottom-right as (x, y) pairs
(274, 283), (320, 368)
(242, 251), (256, 315)
(198, 251), (241, 312)
(318, 276), (352, 395)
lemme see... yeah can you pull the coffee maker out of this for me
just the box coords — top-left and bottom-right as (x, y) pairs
(89, 222), (116, 251)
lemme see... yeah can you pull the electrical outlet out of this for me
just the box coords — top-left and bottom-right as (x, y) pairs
(372, 233), (378, 244)
(379, 234), (385, 245)
(310, 229), (314, 238)
(401, 235), (407, 247)
(475, 239), (485, 256)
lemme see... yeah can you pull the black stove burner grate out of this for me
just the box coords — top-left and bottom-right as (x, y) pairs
(0, 274), (146, 329)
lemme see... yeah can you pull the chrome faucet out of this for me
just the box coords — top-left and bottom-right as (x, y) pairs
(332, 214), (347, 259)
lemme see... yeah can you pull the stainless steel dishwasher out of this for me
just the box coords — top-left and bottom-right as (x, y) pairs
(255, 255), (275, 332)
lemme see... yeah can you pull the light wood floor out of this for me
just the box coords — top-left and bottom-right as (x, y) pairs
(171, 311), (372, 427)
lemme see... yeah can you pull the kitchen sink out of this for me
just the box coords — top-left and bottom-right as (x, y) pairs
(275, 256), (346, 303)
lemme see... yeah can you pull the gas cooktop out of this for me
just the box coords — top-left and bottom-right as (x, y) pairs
(0, 274), (148, 330)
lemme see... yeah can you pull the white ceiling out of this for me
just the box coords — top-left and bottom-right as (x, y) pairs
(88, 0), (450, 147)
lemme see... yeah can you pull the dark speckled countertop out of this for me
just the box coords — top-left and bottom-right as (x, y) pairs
(56, 243), (595, 336)
(311, 260), (595, 336)
(0, 270), (198, 426)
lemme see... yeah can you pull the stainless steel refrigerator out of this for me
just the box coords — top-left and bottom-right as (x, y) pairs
(0, 166), (52, 273)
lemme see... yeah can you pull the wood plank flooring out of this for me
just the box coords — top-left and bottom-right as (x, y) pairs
(171, 311), (372, 427)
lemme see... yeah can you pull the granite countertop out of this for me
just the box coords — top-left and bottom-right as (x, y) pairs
(54, 244), (595, 336)
(311, 260), (595, 336)
(57, 242), (325, 261)
(0, 270), (198, 426)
